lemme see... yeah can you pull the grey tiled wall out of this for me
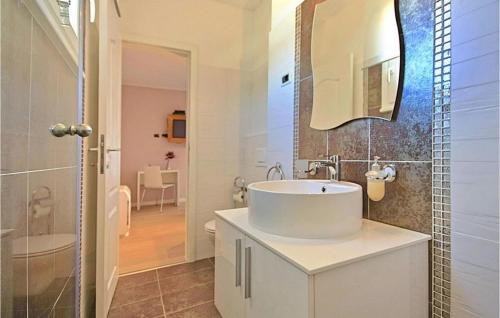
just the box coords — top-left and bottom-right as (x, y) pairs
(295, 0), (435, 234)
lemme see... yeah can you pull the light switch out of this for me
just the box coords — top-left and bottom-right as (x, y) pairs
(281, 73), (291, 86)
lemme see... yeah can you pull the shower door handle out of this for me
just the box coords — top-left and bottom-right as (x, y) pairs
(50, 123), (93, 138)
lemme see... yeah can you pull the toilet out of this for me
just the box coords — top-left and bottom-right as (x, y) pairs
(204, 220), (216, 242)
(204, 182), (247, 243)
(12, 234), (76, 296)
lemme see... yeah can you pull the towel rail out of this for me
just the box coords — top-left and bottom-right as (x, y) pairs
(266, 162), (286, 181)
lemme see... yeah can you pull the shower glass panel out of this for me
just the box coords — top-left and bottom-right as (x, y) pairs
(1, 0), (82, 317)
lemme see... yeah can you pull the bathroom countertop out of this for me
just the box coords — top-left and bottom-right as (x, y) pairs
(215, 208), (431, 275)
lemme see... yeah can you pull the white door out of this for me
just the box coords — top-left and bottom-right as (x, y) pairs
(96, 0), (122, 316)
(214, 219), (246, 317)
(244, 236), (312, 318)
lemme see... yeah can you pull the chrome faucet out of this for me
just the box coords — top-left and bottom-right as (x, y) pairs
(297, 155), (341, 182)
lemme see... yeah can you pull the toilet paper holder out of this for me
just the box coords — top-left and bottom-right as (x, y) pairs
(29, 186), (55, 235)
(233, 176), (248, 207)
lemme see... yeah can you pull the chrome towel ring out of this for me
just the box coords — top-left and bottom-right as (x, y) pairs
(266, 162), (286, 181)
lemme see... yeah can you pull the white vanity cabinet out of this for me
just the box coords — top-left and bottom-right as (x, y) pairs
(214, 219), (246, 318)
(214, 209), (431, 318)
(215, 219), (312, 318)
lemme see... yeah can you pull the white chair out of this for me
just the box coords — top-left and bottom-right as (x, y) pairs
(141, 166), (174, 212)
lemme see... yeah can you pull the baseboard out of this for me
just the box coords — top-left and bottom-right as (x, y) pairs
(132, 198), (186, 208)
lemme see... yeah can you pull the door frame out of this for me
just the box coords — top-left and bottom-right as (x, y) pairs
(120, 34), (198, 263)
(96, 0), (123, 315)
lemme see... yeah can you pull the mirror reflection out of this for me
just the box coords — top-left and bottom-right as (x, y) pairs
(310, 0), (402, 130)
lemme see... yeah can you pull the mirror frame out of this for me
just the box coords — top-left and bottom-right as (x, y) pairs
(310, 0), (406, 129)
(390, 0), (404, 123)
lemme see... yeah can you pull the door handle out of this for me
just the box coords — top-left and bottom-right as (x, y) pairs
(99, 135), (105, 174)
(235, 239), (242, 287)
(106, 148), (121, 153)
(50, 123), (93, 137)
(244, 246), (251, 299)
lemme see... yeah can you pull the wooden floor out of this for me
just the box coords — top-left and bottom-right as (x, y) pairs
(119, 204), (186, 274)
(109, 258), (221, 318)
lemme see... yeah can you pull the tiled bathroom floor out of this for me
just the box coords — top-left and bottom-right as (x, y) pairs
(108, 258), (221, 318)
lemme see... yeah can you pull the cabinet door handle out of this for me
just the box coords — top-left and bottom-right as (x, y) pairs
(235, 239), (242, 287)
(244, 246), (251, 299)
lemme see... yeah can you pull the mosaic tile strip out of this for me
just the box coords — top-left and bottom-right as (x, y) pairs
(432, 0), (452, 317)
(293, 5), (301, 179)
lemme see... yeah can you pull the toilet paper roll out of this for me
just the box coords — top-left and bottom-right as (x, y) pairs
(233, 191), (244, 203)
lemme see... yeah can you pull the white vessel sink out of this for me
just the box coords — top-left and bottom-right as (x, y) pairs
(247, 180), (362, 239)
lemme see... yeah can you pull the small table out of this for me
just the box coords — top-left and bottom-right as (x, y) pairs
(137, 169), (179, 210)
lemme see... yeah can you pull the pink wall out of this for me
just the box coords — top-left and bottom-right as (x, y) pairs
(121, 85), (187, 205)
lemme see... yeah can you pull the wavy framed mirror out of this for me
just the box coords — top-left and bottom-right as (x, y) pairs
(310, 0), (404, 130)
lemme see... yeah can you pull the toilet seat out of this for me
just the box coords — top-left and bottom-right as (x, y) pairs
(12, 234), (76, 259)
(204, 220), (216, 234)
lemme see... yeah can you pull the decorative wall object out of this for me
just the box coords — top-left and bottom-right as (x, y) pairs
(432, 1), (452, 316)
(309, 0), (404, 129)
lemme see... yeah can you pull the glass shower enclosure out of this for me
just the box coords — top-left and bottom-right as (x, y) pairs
(1, 0), (84, 316)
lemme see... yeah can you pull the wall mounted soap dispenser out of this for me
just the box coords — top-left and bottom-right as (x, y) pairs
(365, 157), (396, 201)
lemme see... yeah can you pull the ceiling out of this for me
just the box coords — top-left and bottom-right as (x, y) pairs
(122, 42), (188, 91)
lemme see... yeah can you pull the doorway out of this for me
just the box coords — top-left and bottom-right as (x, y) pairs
(118, 42), (189, 274)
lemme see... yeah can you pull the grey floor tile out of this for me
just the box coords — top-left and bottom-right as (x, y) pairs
(159, 268), (214, 295)
(162, 283), (214, 315)
(157, 260), (212, 280)
(108, 297), (164, 318)
(111, 281), (160, 309)
(117, 270), (159, 290)
(165, 302), (221, 318)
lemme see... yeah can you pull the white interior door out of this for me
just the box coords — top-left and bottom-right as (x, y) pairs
(96, 0), (122, 316)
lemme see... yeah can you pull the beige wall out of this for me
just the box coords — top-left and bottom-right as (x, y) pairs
(239, 1), (271, 184)
(118, 0), (313, 260)
(450, 1), (499, 316)
(120, 85), (187, 203)
(120, 0), (256, 260)
(266, 3), (297, 180)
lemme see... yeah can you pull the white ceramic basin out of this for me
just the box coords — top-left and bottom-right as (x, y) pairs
(247, 180), (362, 239)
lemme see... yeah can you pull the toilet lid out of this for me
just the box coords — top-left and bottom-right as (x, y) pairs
(204, 220), (216, 233)
(12, 234), (76, 258)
